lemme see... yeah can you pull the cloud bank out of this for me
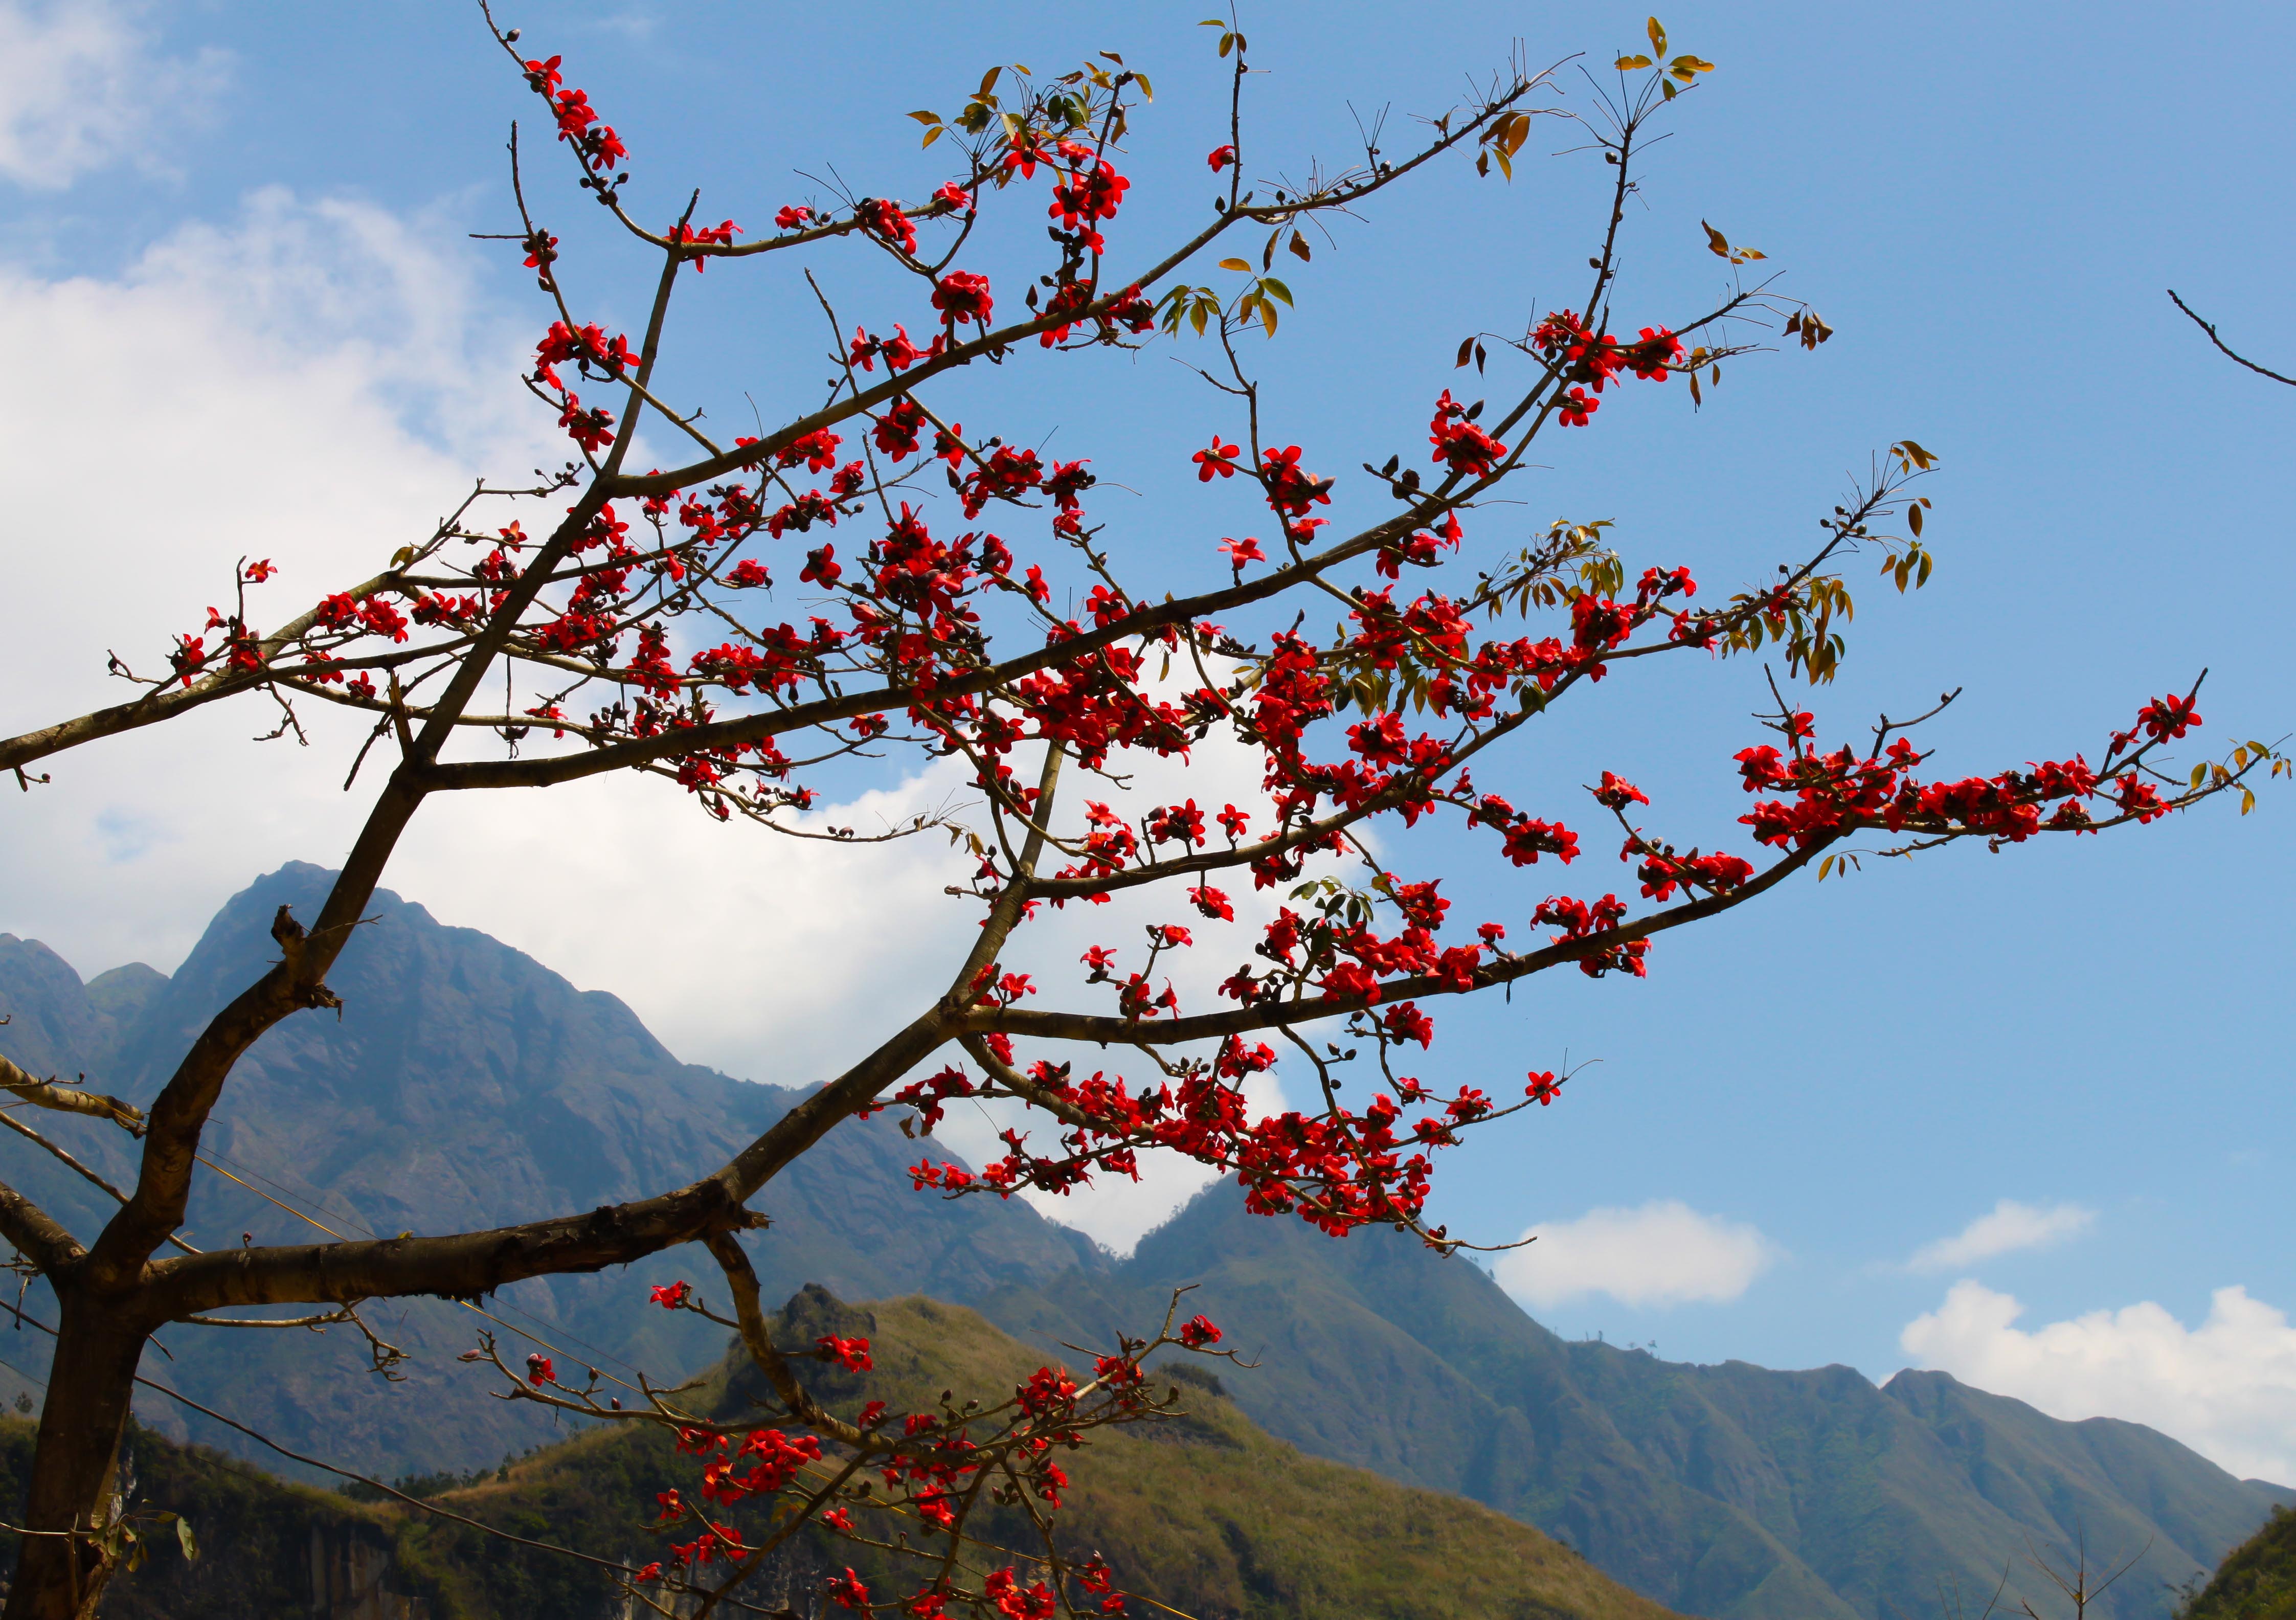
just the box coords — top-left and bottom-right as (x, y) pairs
(1901, 1280), (2296, 1485)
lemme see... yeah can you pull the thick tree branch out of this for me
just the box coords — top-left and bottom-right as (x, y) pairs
(0, 1177), (84, 1277)
(139, 1010), (953, 1320)
(0, 1056), (144, 1135)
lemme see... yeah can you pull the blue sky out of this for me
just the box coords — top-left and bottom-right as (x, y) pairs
(1, 1), (2290, 1478)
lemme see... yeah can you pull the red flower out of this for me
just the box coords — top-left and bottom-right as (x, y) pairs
(1178, 1314), (1223, 1348)
(1193, 438), (1242, 481)
(667, 219), (741, 271)
(1593, 772), (1649, 809)
(932, 270), (994, 327)
(828, 1569), (871, 1611)
(774, 204), (812, 231)
(1427, 390), (1508, 476)
(1219, 536), (1265, 570)
(649, 1280), (691, 1310)
(861, 198), (918, 256)
(1207, 145), (1236, 172)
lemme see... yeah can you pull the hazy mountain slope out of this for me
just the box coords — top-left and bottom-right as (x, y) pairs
(395, 1285), (1690, 1615)
(6, 871), (2281, 1620)
(0, 864), (1101, 1479)
(0, 1289), (1685, 1620)
(977, 1188), (2285, 1620)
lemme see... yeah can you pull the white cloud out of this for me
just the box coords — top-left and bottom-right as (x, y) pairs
(1495, 1200), (1777, 1310)
(1900, 1280), (2296, 1486)
(0, 190), (1339, 1256)
(1906, 1199), (2097, 1273)
(0, 1), (228, 189)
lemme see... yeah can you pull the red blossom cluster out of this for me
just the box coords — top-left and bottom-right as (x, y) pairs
(1530, 310), (1685, 425)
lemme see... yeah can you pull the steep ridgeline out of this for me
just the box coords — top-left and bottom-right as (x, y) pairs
(977, 1189), (2292, 1620)
(0, 864), (1101, 1481)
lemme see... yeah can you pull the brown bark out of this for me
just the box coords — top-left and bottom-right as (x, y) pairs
(4, 1291), (145, 1620)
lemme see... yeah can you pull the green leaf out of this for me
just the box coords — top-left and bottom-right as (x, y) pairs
(176, 1517), (199, 1564)
(1258, 276), (1293, 304)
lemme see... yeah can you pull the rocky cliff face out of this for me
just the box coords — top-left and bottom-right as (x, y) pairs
(0, 864), (1102, 1479)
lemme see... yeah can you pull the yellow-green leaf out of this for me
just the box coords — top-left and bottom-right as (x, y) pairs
(920, 126), (943, 148)
(1615, 53), (1653, 69)
(2242, 787), (2257, 815)
(1135, 73), (1153, 100)
(1259, 276), (1293, 304)
(1647, 16), (1667, 54)
(907, 110), (941, 125)
(1217, 257), (1251, 272)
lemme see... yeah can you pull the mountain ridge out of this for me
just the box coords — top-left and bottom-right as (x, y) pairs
(0, 867), (2279, 1620)
(0, 864), (1105, 1478)
(976, 1184), (2286, 1620)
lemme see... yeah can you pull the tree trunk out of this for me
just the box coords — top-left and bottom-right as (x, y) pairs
(5, 1290), (145, 1620)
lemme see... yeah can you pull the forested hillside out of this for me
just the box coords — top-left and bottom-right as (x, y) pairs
(0, 1289), (1679, 1620)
